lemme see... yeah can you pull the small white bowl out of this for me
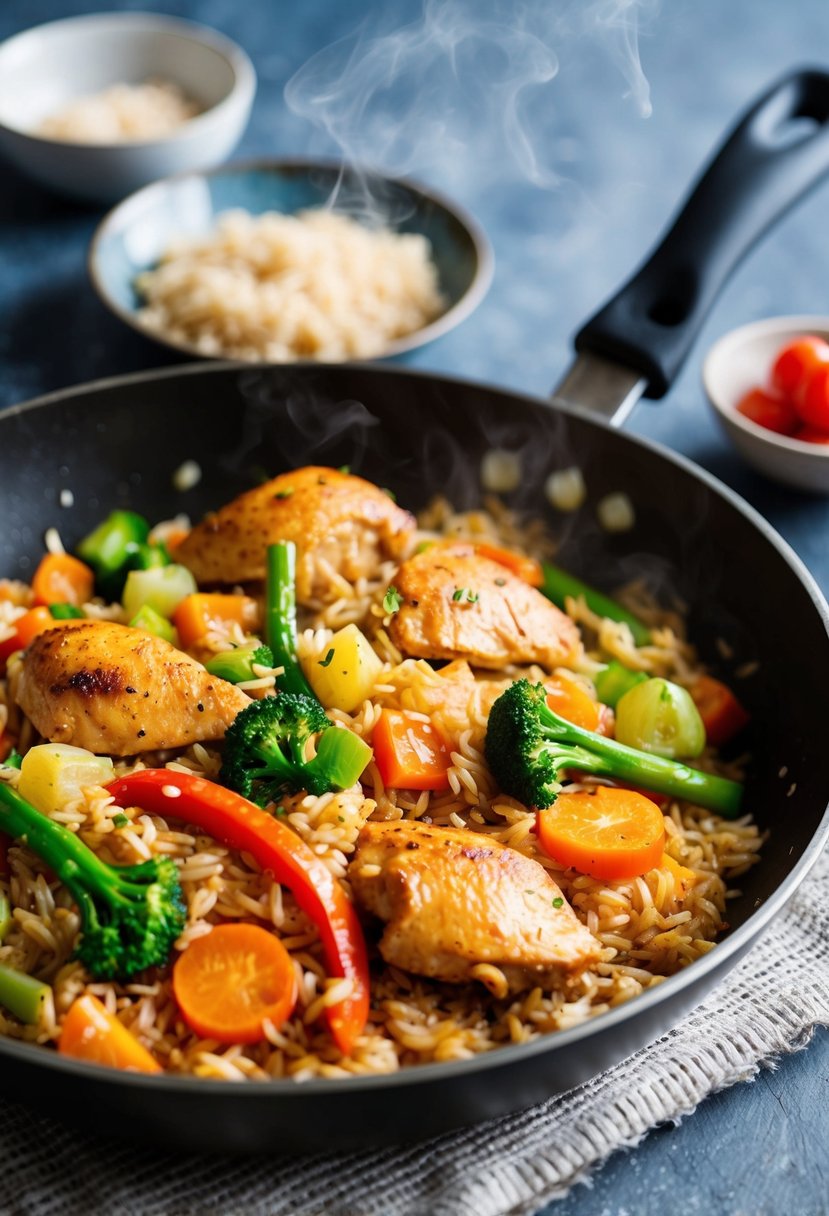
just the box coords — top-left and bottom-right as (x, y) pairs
(0, 12), (256, 204)
(703, 315), (829, 494)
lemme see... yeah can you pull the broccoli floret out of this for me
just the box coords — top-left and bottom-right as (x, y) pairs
(205, 643), (275, 684)
(484, 679), (743, 817)
(221, 692), (372, 806)
(0, 780), (185, 980)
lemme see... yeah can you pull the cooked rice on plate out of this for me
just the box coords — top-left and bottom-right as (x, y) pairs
(0, 467), (761, 1081)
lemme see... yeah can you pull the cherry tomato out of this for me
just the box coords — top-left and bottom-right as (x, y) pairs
(735, 388), (797, 436)
(770, 336), (829, 402)
(796, 364), (829, 431)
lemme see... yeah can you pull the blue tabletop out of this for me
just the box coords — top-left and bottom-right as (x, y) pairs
(3, 0), (829, 1212)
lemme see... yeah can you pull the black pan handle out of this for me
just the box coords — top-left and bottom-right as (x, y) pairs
(575, 68), (829, 399)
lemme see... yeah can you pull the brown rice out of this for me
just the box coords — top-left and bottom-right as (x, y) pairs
(0, 495), (763, 1079)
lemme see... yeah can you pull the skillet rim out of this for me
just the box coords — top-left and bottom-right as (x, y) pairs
(1, 359), (828, 1099)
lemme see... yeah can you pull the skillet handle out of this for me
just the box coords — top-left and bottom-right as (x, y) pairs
(575, 68), (829, 399)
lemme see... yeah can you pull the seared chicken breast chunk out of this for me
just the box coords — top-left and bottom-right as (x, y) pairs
(349, 820), (601, 993)
(388, 543), (581, 670)
(14, 621), (248, 756)
(174, 465), (415, 603)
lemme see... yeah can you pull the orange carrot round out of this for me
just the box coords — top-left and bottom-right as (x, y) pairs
(58, 994), (161, 1073)
(537, 786), (666, 881)
(172, 922), (298, 1044)
(31, 553), (94, 608)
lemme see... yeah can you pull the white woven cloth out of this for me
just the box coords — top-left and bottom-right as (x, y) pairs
(2, 852), (828, 1216)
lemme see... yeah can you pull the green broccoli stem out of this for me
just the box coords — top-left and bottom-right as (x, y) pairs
(540, 562), (652, 647)
(265, 542), (318, 699)
(539, 709), (743, 816)
(0, 781), (145, 909)
(0, 961), (51, 1024)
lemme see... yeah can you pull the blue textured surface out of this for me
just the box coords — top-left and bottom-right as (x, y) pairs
(3, 1), (829, 1212)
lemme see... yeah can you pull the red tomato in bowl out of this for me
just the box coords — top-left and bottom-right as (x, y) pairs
(735, 388), (797, 435)
(796, 364), (829, 431)
(771, 335), (829, 403)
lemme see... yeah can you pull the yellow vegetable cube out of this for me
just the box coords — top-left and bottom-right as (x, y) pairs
(302, 624), (383, 713)
(18, 744), (115, 817)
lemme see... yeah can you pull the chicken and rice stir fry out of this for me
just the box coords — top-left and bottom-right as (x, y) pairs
(0, 466), (759, 1080)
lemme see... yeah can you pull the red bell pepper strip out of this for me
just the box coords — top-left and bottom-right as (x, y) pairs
(106, 769), (369, 1056)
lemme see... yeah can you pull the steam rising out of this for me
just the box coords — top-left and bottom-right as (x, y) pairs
(285, 0), (655, 193)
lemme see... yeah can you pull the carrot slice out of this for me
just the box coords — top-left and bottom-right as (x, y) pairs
(0, 608), (89, 673)
(58, 994), (161, 1073)
(31, 553), (94, 609)
(172, 922), (298, 1044)
(473, 543), (544, 587)
(372, 709), (452, 790)
(546, 675), (601, 732)
(537, 786), (666, 880)
(689, 675), (750, 747)
(173, 593), (260, 650)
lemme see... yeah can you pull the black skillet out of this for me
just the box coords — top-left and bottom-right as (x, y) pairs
(2, 70), (829, 1153)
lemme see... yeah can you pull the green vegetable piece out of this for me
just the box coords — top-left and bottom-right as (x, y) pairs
(0, 892), (11, 942)
(77, 510), (150, 598)
(131, 541), (171, 571)
(129, 604), (176, 643)
(594, 661), (649, 709)
(540, 562), (651, 647)
(0, 780), (185, 980)
(205, 644), (274, 685)
(484, 679), (742, 817)
(112, 814), (129, 829)
(122, 564), (198, 621)
(221, 693), (372, 807)
(615, 678), (705, 759)
(49, 603), (85, 620)
(0, 962), (51, 1025)
(265, 542), (317, 700)
(2, 750), (22, 771)
(318, 648), (335, 669)
(383, 586), (403, 614)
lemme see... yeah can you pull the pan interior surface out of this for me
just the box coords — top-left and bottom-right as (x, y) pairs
(1, 362), (828, 1151)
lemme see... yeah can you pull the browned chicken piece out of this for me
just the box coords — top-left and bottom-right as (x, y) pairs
(387, 544), (582, 671)
(14, 621), (249, 756)
(173, 466), (415, 602)
(349, 820), (601, 993)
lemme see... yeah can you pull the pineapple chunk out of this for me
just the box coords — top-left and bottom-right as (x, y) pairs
(302, 624), (383, 713)
(17, 744), (114, 816)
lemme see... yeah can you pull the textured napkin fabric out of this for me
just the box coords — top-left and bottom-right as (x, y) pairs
(2, 852), (829, 1216)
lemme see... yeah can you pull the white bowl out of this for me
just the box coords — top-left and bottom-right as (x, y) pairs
(703, 315), (829, 494)
(0, 12), (256, 204)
